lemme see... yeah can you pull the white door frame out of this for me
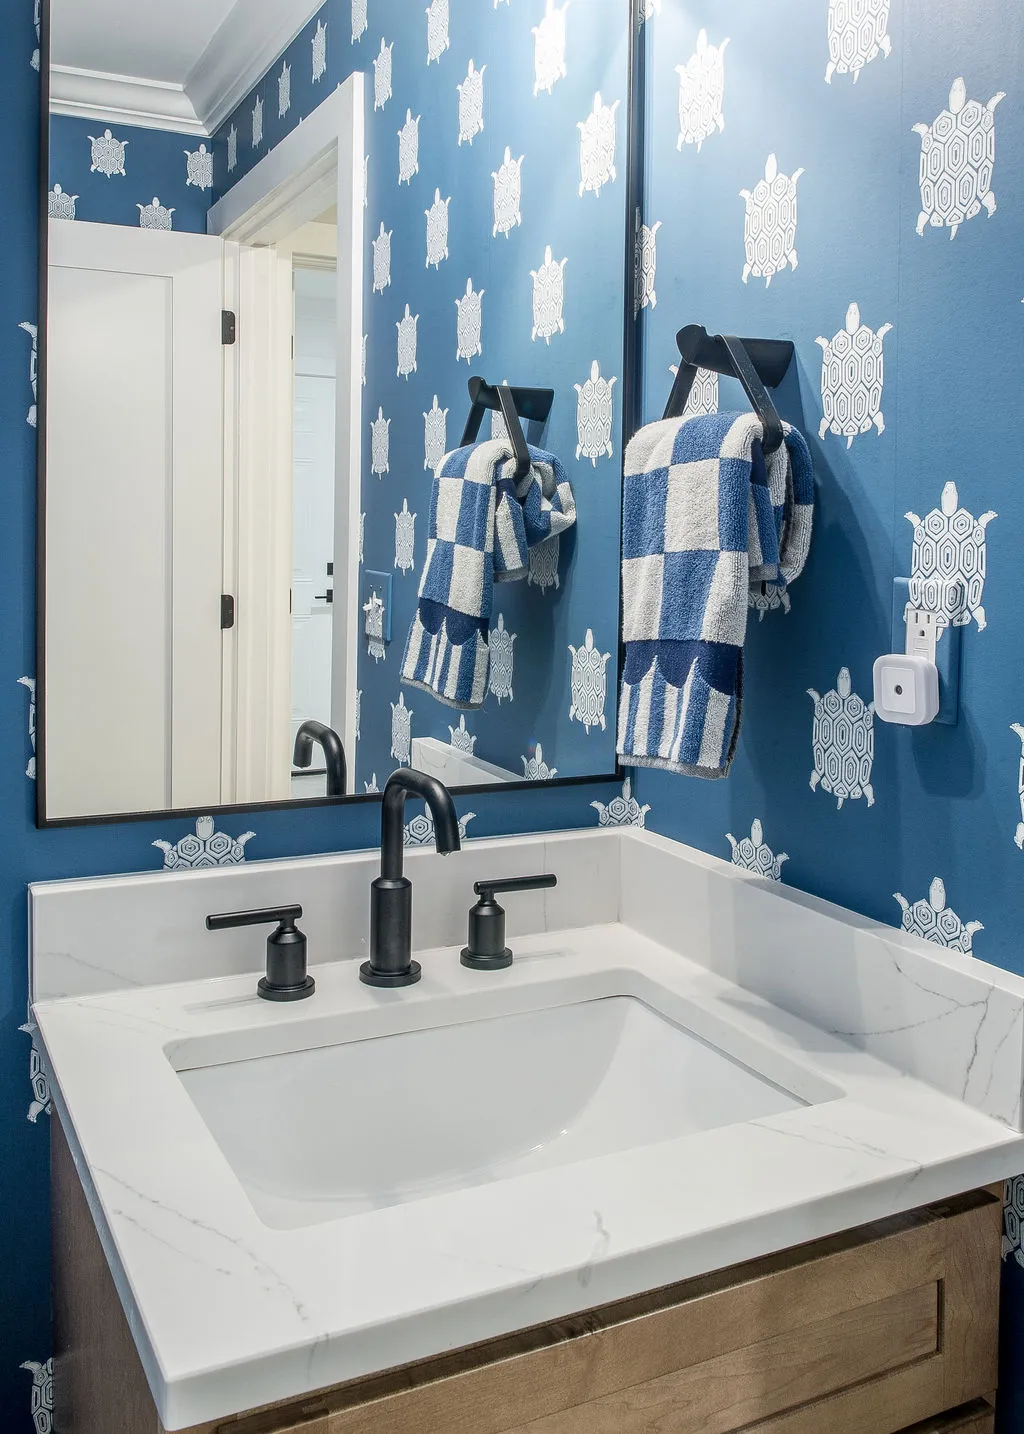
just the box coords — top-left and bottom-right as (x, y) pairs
(208, 76), (364, 797)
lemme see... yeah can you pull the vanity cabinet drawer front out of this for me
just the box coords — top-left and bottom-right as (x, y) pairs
(225, 1192), (998, 1434)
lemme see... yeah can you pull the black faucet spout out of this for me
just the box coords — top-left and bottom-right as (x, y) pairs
(361, 768), (462, 989)
(293, 721), (347, 797)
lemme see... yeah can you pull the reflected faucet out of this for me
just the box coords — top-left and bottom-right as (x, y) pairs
(293, 721), (347, 797)
(360, 768), (462, 989)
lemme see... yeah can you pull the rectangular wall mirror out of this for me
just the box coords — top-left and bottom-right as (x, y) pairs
(39, 0), (634, 823)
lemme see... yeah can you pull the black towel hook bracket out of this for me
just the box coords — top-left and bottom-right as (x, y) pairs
(663, 326), (794, 456)
(461, 377), (555, 482)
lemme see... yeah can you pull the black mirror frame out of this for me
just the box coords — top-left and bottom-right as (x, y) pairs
(33, 0), (643, 829)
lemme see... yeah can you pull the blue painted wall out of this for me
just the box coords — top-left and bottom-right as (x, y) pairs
(214, 0), (628, 789)
(632, 2), (1024, 1426)
(1, 6), (622, 1426)
(49, 115), (212, 232)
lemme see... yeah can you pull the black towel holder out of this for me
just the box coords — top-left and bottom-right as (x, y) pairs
(663, 326), (794, 456)
(461, 377), (554, 482)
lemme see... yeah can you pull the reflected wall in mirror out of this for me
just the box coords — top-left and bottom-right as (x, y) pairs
(42, 0), (632, 822)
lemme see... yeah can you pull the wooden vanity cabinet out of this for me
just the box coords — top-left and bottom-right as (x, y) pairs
(52, 1119), (1001, 1434)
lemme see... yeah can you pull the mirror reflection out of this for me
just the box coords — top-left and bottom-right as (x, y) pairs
(43, 0), (629, 820)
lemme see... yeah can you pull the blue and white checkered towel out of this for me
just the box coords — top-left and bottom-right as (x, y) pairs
(618, 412), (814, 778)
(402, 438), (577, 709)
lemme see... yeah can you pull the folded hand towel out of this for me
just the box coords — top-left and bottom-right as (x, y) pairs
(402, 438), (577, 710)
(617, 412), (813, 779)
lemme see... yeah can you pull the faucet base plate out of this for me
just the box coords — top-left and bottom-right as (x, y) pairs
(461, 948), (514, 971)
(257, 977), (316, 1002)
(359, 961), (422, 989)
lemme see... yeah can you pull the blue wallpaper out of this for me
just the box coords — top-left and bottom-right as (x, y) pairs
(213, 0), (628, 790)
(632, 2), (1024, 1425)
(49, 115), (212, 233)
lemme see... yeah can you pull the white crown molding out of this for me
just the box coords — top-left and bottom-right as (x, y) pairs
(50, 65), (207, 136)
(187, 0), (324, 138)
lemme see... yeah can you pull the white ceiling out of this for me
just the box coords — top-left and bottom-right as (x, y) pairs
(49, 0), (322, 136)
(50, 0), (240, 88)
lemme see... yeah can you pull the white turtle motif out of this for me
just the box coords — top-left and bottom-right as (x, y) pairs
(905, 483), (996, 631)
(137, 197), (174, 231)
(18, 1016), (51, 1123)
(397, 304), (419, 378)
(639, 0), (662, 19)
(227, 125), (238, 174)
(456, 278), (485, 364)
(406, 809), (476, 846)
(808, 668), (875, 809)
(741, 154), (804, 286)
(449, 715), (476, 753)
(426, 0), (450, 63)
(826, 0), (891, 83)
(352, 0), (368, 43)
(374, 38), (394, 110)
(426, 189), (451, 268)
(914, 78), (1004, 239)
(184, 143), (213, 191)
(726, 820), (788, 881)
(153, 816), (255, 870)
(364, 592), (386, 662)
(279, 60), (291, 118)
(591, 777), (651, 829)
(670, 363), (719, 418)
(634, 213), (662, 316)
(424, 396), (449, 472)
(1004, 1180), (1024, 1269)
(817, 303), (892, 449)
(361, 333), (368, 386)
(1012, 724), (1024, 850)
(20, 1360), (53, 1434)
(48, 184), (77, 220)
(676, 29), (729, 152)
(569, 630), (611, 733)
(252, 95), (264, 149)
(523, 744), (558, 781)
(365, 774), (380, 793)
(19, 322), (37, 428)
(489, 612), (516, 703)
(398, 109), (420, 184)
(32, 0), (41, 71)
(458, 60), (486, 146)
(894, 878), (983, 955)
(355, 689), (362, 741)
(89, 129), (128, 177)
(18, 676), (36, 777)
(313, 18), (328, 82)
(575, 360), (617, 465)
(578, 92), (619, 198)
(372, 222), (392, 293)
(491, 380), (511, 442)
(531, 246), (567, 344)
(492, 147), (524, 238)
(394, 499), (416, 573)
(371, 407), (391, 477)
(391, 693), (413, 764)
(359, 511), (366, 565)
(529, 538), (561, 591)
(749, 585), (791, 622)
(533, 0), (569, 97)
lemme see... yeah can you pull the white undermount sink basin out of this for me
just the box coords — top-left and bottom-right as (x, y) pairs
(178, 996), (805, 1230)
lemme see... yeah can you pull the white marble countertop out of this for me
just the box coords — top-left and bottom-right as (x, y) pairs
(35, 917), (1024, 1430)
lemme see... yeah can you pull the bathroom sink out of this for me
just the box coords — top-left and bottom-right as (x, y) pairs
(178, 996), (804, 1229)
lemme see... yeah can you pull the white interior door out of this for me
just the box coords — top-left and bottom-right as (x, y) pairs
(291, 373), (337, 746)
(46, 220), (226, 819)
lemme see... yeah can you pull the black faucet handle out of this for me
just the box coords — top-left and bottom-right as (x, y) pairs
(462, 874), (557, 972)
(205, 906), (314, 1003)
(473, 875), (558, 899)
(206, 905), (303, 931)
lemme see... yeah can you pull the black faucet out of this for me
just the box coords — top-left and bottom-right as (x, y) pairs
(360, 768), (462, 988)
(293, 721), (347, 797)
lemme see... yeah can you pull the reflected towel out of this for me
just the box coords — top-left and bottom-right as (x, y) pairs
(617, 412), (813, 778)
(402, 439), (576, 710)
